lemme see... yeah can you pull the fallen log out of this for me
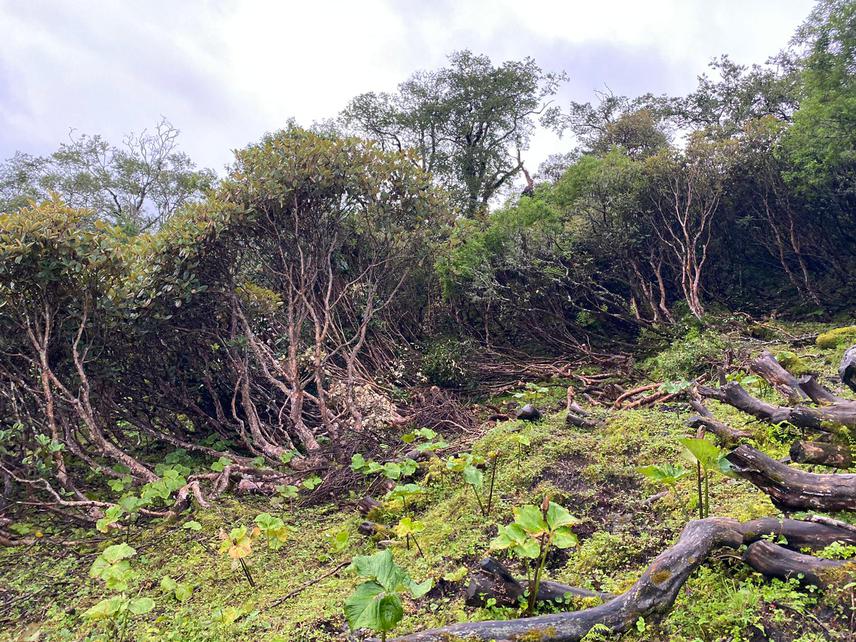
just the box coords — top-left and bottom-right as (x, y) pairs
(698, 383), (791, 424)
(740, 517), (856, 549)
(392, 518), (746, 641)
(751, 351), (808, 403)
(743, 541), (852, 588)
(789, 402), (856, 432)
(726, 445), (856, 512)
(465, 558), (611, 608)
(686, 415), (751, 446)
(699, 383), (856, 431)
(789, 439), (853, 468)
(797, 374), (839, 405)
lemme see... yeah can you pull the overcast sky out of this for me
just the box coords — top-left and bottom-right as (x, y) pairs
(0, 0), (815, 176)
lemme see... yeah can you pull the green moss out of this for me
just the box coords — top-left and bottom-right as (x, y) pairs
(816, 325), (856, 349)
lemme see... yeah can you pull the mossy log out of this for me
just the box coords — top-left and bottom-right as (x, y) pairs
(465, 558), (611, 608)
(743, 541), (852, 588)
(726, 445), (856, 512)
(789, 439), (853, 468)
(751, 351), (808, 403)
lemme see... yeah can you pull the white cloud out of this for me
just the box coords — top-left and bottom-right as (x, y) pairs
(0, 0), (815, 174)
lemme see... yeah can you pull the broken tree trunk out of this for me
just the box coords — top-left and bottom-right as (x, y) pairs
(797, 374), (840, 405)
(743, 541), (852, 588)
(740, 517), (856, 549)
(751, 351), (808, 403)
(392, 518), (746, 642)
(726, 445), (856, 512)
(698, 383), (791, 423)
(465, 558), (611, 608)
(789, 439), (853, 468)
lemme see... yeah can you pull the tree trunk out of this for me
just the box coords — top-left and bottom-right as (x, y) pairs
(750, 351), (808, 403)
(726, 445), (856, 512)
(789, 439), (853, 468)
(743, 541), (852, 588)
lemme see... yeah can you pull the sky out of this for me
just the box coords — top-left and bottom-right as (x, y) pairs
(0, 0), (816, 177)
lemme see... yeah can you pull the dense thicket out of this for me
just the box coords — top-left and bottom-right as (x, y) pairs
(0, 0), (853, 520)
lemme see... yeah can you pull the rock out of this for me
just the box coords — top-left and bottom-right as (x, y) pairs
(516, 404), (541, 421)
(840, 346), (856, 392)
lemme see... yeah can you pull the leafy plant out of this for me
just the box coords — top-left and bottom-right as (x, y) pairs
(446, 452), (489, 516)
(386, 483), (425, 512)
(513, 382), (550, 405)
(253, 513), (290, 550)
(160, 576), (193, 602)
(394, 517), (426, 557)
(219, 526), (260, 587)
(490, 498), (579, 615)
(344, 549), (432, 641)
(324, 528), (351, 555)
(638, 463), (690, 501)
(679, 437), (724, 519)
(84, 543), (155, 641)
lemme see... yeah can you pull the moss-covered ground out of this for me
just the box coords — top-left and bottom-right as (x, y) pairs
(1, 319), (854, 641)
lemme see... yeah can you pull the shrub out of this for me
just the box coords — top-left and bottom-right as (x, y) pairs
(420, 338), (474, 388)
(642, 326), (726, 381)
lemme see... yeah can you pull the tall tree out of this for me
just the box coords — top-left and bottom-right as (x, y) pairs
(343, 51), (565, 216)
(0, 118), (215, 233)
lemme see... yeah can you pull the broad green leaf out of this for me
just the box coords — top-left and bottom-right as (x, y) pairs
(545, 502), (578, 530)
(679, 437), (722, 471)
(462, 464), (483, 489)
(552, 527), (578, 549)
(408, 578), (433, 598)
(174, 583), (193, 602)
(128, 596), (155, 615)
(182, 520), (202, 531)
(513, 505), (547, 536)
(83, 596), (125, 621)
(349, 549), (408, 593)
(101, 542), (136, 563)
(344, 580), (385, 629)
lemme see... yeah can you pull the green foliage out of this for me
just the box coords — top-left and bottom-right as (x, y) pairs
(490, 500), (579, 614)
(84, 543), (154, 640)
(420, 338), (473, 388)
(642, 326), (727, 380)
(679, 437), (726, 519)
(344, 549), (432, 640)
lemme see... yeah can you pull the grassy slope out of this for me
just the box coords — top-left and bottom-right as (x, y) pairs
(1, 320), (854, 642)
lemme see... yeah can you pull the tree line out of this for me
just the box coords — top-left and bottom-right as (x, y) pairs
(0, 0), (852, 517)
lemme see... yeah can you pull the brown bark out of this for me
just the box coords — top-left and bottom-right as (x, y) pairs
(726, 444), (856, 512)
(790, 439), (853, 468)
(750, 351), (808, 403)
(740, 517), (856, 549)
(465, 558), (612, 608)
(797, 374), (840, 405)
(743, 541), (852, 588)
